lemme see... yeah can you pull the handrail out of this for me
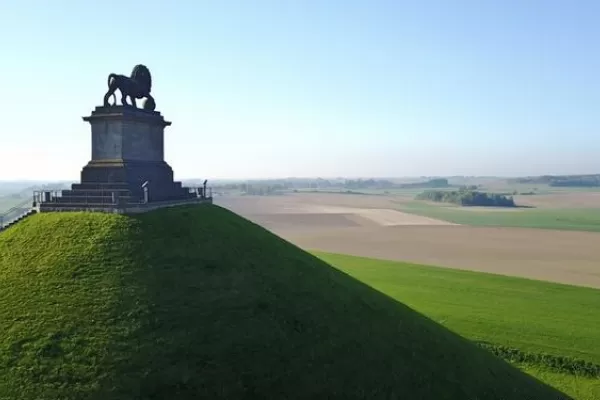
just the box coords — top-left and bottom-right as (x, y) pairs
(0, 197), (33, 228)
(1, 198), (32, 217)
(29, 185), (213, 210)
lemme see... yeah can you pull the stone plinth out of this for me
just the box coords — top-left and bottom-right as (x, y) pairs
(85, 106), (169, 162)
(40, 106), (196, 210)
(79, 106), (190, 202)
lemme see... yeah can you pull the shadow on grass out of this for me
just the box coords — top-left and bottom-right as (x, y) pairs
(105, 205), (572, 399)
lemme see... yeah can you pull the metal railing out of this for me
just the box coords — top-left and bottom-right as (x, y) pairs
(33, 188), (139, 207)
(187, 186), (213, 200)
(31, 184), (213, 209)
(0, 198), (34, 229)
(33, 190), (63, 205)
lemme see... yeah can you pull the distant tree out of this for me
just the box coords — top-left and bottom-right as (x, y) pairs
(416, 189), (516, 207)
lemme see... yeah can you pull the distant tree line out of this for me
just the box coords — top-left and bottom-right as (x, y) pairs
(242, 184), (286, 196)
(549, 176), (600, 187)
(510, 174), (600, 187)
(343, 179), (396, 189)
(416, 189), (516, 207)
(210, 177), (454, 194)
(398, 178), (450, 189)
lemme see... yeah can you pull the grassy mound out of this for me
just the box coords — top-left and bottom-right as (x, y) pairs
(0, 205), (570, 399)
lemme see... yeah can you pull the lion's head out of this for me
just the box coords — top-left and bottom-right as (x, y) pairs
(131, 64), (152, 95)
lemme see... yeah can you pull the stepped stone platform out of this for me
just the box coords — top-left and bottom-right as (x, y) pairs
(36, 196), (211, 214)
(37, 107), (199, 212)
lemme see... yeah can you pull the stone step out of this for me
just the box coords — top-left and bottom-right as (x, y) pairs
(40, 202), (118, 207)
(35, 184), (200, 211)
(50, 195), (136, 205)
(39, 204), (122, 212)
(60, 189), (134, 198)
(71, 182), (131, 191)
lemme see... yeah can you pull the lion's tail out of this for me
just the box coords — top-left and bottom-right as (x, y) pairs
(107, 73), (117, 87)
(106, 73), (118, 105)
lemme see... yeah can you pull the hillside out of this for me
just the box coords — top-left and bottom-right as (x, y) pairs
(0, 205), (569, 399)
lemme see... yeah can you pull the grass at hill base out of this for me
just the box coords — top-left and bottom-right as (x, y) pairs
(516, 364), (600, 400)
(314, 252), (600, 365)
(396, 201), (600, 232)
(0, 205), (568, 399)
(315, 252), (600, 399)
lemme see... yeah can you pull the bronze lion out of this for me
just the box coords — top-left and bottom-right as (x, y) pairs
(103, 64), (156, 111)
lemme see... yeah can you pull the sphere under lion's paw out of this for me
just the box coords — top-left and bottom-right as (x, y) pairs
(143, 97), (156, 111)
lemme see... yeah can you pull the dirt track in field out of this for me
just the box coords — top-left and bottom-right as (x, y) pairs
(216, 194), (600, 289)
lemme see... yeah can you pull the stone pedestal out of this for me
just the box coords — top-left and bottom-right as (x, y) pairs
(85, 106), (168, 162)
(42, 106), (195, 209)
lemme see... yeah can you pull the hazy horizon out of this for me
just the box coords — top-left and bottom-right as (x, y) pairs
(2, 0), (600, 180)
(1, 172), (598, 186)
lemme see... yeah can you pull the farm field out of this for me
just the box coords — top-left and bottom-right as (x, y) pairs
(317, 252), (600, 400)
(398, 201), (600, 232)
(517, 364), (600, 400)
(479, 181), (600, 195)
(396, 186), (600, 232)
(216, 192), (600, 288)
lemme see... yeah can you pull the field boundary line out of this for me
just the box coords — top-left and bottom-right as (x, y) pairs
(477, 341), (600, 378)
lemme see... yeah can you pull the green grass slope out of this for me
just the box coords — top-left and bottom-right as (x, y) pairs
(0, 205), (570, 399)
(315, 252), (600, 399)
(315, 253), (600, 365)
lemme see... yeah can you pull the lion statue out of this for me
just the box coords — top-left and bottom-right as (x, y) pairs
(103, 64), (156, 111)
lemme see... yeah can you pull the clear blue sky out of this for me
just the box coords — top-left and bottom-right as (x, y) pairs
(1, 0), (599, 180)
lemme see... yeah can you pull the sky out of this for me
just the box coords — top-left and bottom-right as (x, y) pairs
(1, 0), (599, 180)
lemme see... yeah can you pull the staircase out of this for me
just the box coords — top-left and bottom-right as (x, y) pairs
(36, 181), (199, 212)
(0, 199), (36, 232)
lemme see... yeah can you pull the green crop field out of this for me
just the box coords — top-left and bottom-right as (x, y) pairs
(316, 252), (600, 400)
(518, 364), (600, 400)
(396, 201), (600, 232)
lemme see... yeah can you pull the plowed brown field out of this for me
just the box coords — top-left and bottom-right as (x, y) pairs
(216, 193), (600, 288)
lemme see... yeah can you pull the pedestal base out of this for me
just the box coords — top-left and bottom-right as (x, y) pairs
(50, 159), (192, 204)
(78, 159), (188, 201)
(46, 105), (196, 208)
